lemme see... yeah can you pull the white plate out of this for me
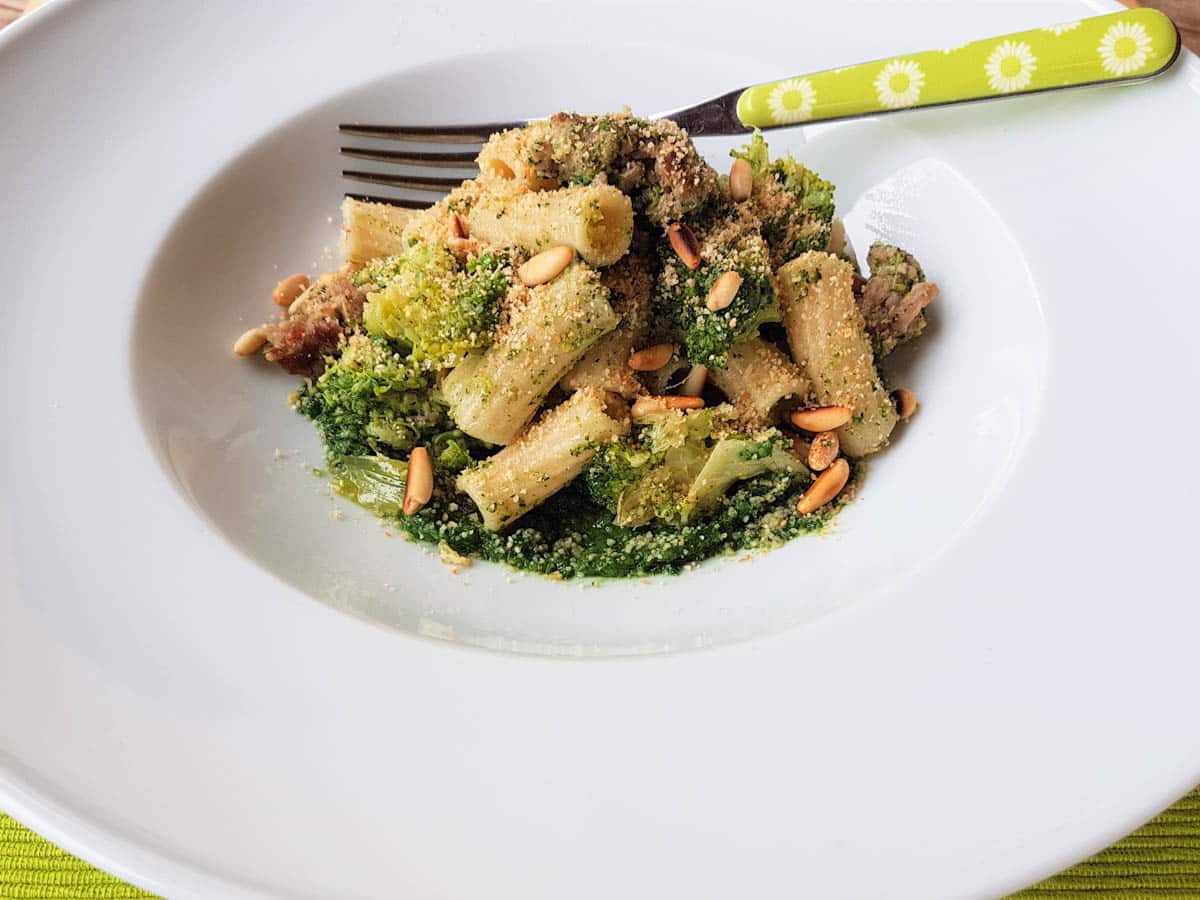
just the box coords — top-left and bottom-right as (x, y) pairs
(2, 0), (1199, 897)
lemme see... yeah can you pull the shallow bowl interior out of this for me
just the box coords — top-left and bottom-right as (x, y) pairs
(131, 46), (1047, 656)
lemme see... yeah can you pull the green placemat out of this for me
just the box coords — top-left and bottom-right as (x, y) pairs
(0, 815), (154, 899)
(4, 791), (1200, 898)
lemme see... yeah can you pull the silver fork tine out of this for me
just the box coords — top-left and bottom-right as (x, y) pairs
(337, 120), (520, 203)
(342, 170), (464, 193)
(340, 147), (480, 168)
(344, 192), (434, 210)
(338, 121), (524, 143)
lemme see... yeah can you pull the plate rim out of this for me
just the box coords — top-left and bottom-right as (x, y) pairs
(3, 0), (1200, 897)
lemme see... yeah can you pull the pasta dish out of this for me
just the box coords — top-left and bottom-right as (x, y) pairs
(232, 112), (938, 578)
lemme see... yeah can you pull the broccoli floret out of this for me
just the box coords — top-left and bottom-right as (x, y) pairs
(586, 442), (697, 528)
(584, 441), (664, 515)
(656, 228), (780, 369)
(294, 334), (449, 460)
(430, 431), (476, 473)
(358, 245), (508, 369)
(584, 406), (802, 527)
(687, 430), (805, 513)
(732, 132), (836, 264)
(586, 406), (721, 526)
(769, 160), (835, 234)
(730, 131), (771, 176)
(455, 250), (510, 327)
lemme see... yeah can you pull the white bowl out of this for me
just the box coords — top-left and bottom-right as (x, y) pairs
(2, 1), (1199, 897)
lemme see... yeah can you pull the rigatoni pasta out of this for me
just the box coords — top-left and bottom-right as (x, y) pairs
(455, 388), (629, 530)
(442, 263), (619, 445)
(339, 197), (414, 264)
(465, 184), (633, 267)
(475, 128), (558, 191)
(776, 252), (897, 457)
(706, 336), (808, 424)
(559, 252), (655, 398)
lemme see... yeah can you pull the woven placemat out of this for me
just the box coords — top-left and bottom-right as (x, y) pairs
(4, 791), (1200, 898)
(0, 814), (154, 899)
(3, 0), (1199, 897)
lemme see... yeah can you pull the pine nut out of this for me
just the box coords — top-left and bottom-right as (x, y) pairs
(272, 273), (310, 307)
(729, 158), (753, 202)
(796, 458), (850, 515)
(631, 395), (705, 418)
(627, 343), (676, 371)
(705, 271), (742, 312)
(680, 364), (708, 397)
(789, 405), (852, 432)
(517, 245), (575, 286)
(667, 222), (701, 270)
(233, 327), (267, 357)
(807, 431), (839, 472)
(403, 447), (434, 516)
(487, 158), (515, 179)
(288, 293), (308, 315)
(893, 388), (919, 420)
(451, 213), (468, 239)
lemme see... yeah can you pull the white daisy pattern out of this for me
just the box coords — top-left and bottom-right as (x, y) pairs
(1041, 21), (1081, 36)
(984, 40), (1038, 94)
(874, 60), (925, 109)
(1098, 20), (1153, 76)
(766, 78), (817, 124)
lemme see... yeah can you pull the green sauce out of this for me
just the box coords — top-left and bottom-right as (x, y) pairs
(392, 471), (836, 579)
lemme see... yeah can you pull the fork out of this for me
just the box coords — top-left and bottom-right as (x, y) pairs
(341, 7), (1179, 208)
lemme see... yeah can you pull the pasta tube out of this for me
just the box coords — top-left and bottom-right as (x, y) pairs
(777, 252), (897, 457)
(456, 389), (630, 530)
(476, 127), (559, 191)
(558, 252), (654, 398)
(476, 113), (720, 226)
(465, 184), (633, 267)
(707, 336), (809, 424)
(339, 197), (414, 263)
(442, 263), (619, 445)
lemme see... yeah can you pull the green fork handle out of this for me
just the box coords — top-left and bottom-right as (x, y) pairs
(735, 8), (1180, 129)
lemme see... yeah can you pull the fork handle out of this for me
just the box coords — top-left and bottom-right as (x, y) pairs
(735, 8), (1179, 129)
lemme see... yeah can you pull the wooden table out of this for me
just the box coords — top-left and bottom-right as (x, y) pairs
(1150, 0), (1200, 50)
